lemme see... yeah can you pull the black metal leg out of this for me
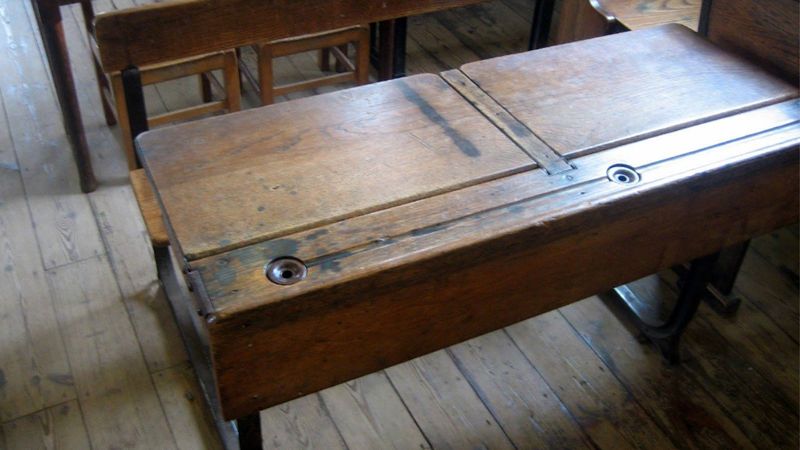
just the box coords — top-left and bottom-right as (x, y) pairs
(529, 0), (556, 50)
(121, 66), (148, 168)
(391, 17), (407, 79)
(611, 254), (718, 364)
(236, 413), (263, 450)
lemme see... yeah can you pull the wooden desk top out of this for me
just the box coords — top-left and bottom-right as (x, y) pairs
(139, 74), (533, 260)
(460, 25), (796, 158)
(138, 25), (799, 419)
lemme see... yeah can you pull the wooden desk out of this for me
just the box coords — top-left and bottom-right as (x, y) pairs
(138, 25), (799, 449)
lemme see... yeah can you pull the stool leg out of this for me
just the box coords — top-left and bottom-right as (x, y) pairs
(356, 27), (370, 85)
(257, 45), (274, 105)
(319, 48), (331, 72)
(223, 51), (242, 112)
(200, 74), (213, 103)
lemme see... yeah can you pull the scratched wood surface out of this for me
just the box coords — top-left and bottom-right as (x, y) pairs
(2, 0), (799, 448)
(140, 74), (535, 260)
(459, 25), (798, 159)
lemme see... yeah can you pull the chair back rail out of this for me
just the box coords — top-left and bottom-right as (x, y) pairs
(94, 0), (486, 72)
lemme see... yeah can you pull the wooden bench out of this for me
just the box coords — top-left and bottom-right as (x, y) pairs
(129, 169), (169, 248)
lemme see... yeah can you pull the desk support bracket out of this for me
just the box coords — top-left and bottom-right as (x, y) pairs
(611, 253), (718, 364)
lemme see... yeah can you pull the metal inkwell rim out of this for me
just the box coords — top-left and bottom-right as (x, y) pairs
(264, 257), (308, 285)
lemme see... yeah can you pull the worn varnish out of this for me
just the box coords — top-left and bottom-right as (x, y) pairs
(459, 24), (797, 158)
(135, 25), (800, 421)
(139, 74), (535, 260)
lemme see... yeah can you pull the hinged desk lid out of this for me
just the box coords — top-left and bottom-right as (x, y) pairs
(458, 25), (797, 158)
(138, 74), (535, 260)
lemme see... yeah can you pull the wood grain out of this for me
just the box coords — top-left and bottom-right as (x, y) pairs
(319, 371), (430, 449)
(385, 352), (515, 450)
(139, 74), (534, 260)
(507, 310), (675, 448)
(603, 0), (701, 31)
(0, 0), (104, 269)
(1, 400), (91, 450)
(561, 296), (758, 449)
(705, 0), (799, 84)
(0, 98), (76, 422)
(152, 363), (224, 450)
(459, 25), (797, 158)
(58, 3), (189, 373)
(448, 331), (594, 448)
(204, 117), (797, 418)
(47, 256), (177, 449)
(94, 0), (490, 72)
(259, 394), (347, 450)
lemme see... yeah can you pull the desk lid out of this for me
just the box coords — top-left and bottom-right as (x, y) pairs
(459, 25), (797, 159)
(138, 74), (535, 260)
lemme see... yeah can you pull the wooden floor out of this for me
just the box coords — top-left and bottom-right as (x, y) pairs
(0, 0), (798, 448)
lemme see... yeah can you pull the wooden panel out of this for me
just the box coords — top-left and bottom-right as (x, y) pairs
(459, 25), (797, 158)
(139, 74), (534, 260)
(705, 0), (799, 84)
(130, 169), (169, 247)
(1, 400), (91, 449)
(202, 115), (798, 418)
(94, 0), (488, 71)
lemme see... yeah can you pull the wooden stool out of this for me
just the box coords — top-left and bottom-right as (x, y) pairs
(255, 26), (370, 105)
(107, 51), (242, 170)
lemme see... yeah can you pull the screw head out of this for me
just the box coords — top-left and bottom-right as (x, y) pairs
(607, 164), (641, 185)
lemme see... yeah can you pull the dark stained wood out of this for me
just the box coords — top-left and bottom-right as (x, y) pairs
(29, 0), (97, 192)
(94, 0), (490, 72)
(459, 25), (797, 158)
(704, 0), (800, 84)
(138, 74), (535, 260)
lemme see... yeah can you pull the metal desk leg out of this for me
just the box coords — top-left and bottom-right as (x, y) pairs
(120, 66), (148, 166)
(31, 0), (97, 192)
(529, 0), (555, 50)
(611, 253), (717, 364)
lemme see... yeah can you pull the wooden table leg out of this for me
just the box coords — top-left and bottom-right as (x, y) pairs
(30, 0), (97, 193)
